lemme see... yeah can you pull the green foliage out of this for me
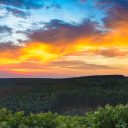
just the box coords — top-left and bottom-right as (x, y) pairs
(85, 105), (128, 128)
(0, 105), (128, 128)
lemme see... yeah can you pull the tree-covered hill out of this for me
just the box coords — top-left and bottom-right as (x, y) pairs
(0, 75), (127, 115)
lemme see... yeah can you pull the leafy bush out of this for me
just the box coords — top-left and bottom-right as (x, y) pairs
(86, 105), (128, 128)
(0, 105), (128, 128)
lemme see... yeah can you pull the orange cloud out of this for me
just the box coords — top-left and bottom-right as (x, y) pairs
(0, 15), (128, 76)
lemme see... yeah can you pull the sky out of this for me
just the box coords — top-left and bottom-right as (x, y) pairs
(0, 0), (128, 78)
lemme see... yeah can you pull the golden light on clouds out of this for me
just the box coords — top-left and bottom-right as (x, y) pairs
(0, 19), (128, 77)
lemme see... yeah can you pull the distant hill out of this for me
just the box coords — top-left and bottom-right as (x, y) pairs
(0, 75), (127, 115)
(0, 74), (126, 86)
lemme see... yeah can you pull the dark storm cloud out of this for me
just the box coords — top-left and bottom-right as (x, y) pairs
(28, 19), (100, 43)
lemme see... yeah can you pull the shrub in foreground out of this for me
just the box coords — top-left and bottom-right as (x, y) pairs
(0, 105), (128, 128)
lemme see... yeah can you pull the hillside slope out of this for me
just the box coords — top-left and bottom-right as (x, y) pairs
(0, 75), (127, 115)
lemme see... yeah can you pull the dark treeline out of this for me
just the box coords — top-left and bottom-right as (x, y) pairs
(0, 75), (127, 115)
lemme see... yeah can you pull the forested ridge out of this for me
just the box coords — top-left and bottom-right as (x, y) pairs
(0, 75), (127, 115)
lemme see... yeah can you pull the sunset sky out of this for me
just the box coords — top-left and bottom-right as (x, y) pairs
(0, 0), (128, 77)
